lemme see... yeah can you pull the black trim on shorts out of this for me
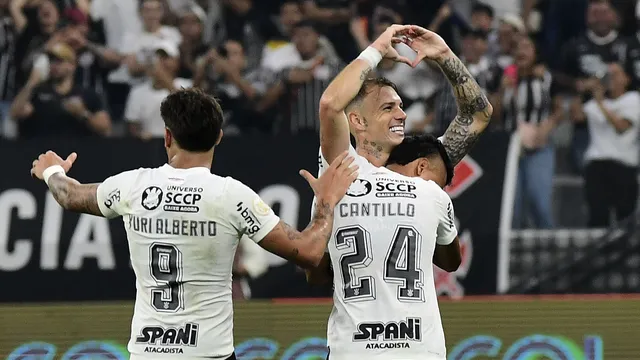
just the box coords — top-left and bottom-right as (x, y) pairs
(227, 353), (237, 360)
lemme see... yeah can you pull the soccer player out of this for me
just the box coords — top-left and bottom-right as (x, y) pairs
(318, 24), (492, 170)
(29, 88), (358, 360)
(308, 25), (494, 359)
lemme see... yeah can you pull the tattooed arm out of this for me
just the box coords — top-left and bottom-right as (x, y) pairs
(437, 51), (493, 165)
(259, 198), (335, 269)
(47, 174), (103, 216)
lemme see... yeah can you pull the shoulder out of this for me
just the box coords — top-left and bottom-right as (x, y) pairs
(415, 177), (449, 202)
(622, 91), (640, 104)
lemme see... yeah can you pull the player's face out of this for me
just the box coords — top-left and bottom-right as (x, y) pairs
(360, 86), (406, 150)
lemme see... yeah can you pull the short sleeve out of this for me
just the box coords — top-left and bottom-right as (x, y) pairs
(225, 178), (280, 243)
(96, 170), (140, 218)
(436, 189), (458, 245)
(618, 92), (640, 124)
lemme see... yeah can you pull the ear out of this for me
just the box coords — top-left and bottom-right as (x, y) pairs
(416, 158), (430, 177)
(164, 128), (172, 148)
(347, 111), (367, 132)
(215, 129), (224, 146)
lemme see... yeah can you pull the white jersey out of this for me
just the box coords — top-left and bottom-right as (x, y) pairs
(316, 146), (457, 360)
(95, 164), (280, 360)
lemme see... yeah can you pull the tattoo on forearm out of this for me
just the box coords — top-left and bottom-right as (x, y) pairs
(48, 175), (102, 216)
(360, 66), (372, 81)
(438, 55), (492, 165)
(279, 199), (334, 263)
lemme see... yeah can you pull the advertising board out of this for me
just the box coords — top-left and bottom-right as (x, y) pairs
(2, 296), (638, 359)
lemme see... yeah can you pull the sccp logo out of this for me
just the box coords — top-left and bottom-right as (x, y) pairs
(142, 186), (163, 210)
(346, 179), (372, 197)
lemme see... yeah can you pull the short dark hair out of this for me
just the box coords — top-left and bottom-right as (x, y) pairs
(346, 77), (399, 111)
(160, 88), (224, 152)
(471, 2), (494, 18)
(386, 133), (455, 186)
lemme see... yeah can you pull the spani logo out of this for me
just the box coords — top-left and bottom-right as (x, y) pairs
(7, 341), (128, 360)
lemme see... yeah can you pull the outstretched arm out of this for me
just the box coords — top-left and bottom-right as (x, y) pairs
(31, 151), (105, 217)
(47, 175), (103, 216)
(319, 24), (413, 164)
(437, 52), (493, 165)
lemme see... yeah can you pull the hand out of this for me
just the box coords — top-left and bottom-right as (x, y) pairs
(396, 25), (452, 67)
(370, 24), (414, 66)
(27, 67), (45, 86)
(31, 151), (77, 180)
(62, 97), (88, 118)
(299, 151), (359, 208)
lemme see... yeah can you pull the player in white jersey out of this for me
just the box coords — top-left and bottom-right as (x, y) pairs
(308, 24), (495, 360)
(310, 134), (461, 360)
(29, 88), (359, 360)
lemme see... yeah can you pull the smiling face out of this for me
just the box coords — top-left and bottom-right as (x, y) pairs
(347, 79), (407, 155)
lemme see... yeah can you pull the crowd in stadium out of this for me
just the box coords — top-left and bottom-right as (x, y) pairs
(0, 0), (638, 230)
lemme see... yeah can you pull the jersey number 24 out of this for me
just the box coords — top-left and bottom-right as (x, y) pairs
(336, 225), (424, 303)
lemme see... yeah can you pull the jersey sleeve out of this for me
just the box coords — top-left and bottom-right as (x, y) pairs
(96, 170), (140, 218)
(436, 187), (458, 245)
(619, 92), (640, 124)
(225, 178), (280, 243)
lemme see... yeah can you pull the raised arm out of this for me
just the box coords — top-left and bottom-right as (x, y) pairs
(437, 51), (493, 165)
(400, 26), (493, 165)
(30, 151), (103, 216)
(319, 25), (413, 164)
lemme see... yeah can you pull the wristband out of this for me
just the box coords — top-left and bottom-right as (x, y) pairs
(357, 46), (383, 68)
(43, 165), (66, 186)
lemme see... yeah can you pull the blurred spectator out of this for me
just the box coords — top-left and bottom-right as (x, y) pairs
(571, 63), (639, 227)
(461, 29), (502, 95)
(9, 42), (111, 138)
(300, 0), (355, 62)
(624, 5), (640, 90)
(497, 36), (562, 229)
(495, 13), (525, 69)
(105, 0), (181, 121)
(481, 0), (521, 20)
(261, 20), (342, 134)
(221, 0), (268, 71)
(0, 0), (16, 135)
(470, 2), (499, 59)
(559, 0), (627, 172)
(11, 0), (60, 89)
(260, 0), (303, 61)
(176, 4), (208, 79)
(194, 40), (276, 134)
(125, 41), (191, 139)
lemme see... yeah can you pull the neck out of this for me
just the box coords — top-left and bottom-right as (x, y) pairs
(146, 23), (161, 33)
(54, 77), (73, 94)
(167, 149), (214, 170)
(518, 65), (533, 76)
(356, 138), (389, 167)
(385, 163), (408, 176)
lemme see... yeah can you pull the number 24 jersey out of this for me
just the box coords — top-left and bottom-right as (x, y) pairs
(318, 147), (457, 360)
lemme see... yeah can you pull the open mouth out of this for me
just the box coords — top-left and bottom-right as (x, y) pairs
(389, 125), (404, 135)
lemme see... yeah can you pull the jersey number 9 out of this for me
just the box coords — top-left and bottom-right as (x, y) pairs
(336, 225), (424, 303)
(149, 243), (185, 312)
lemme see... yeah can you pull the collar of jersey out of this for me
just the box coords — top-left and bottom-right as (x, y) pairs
(160, 164), (211, 173)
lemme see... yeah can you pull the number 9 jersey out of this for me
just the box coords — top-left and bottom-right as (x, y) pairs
(95, 164), (280, 360)
(316, 146), (457, 360)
